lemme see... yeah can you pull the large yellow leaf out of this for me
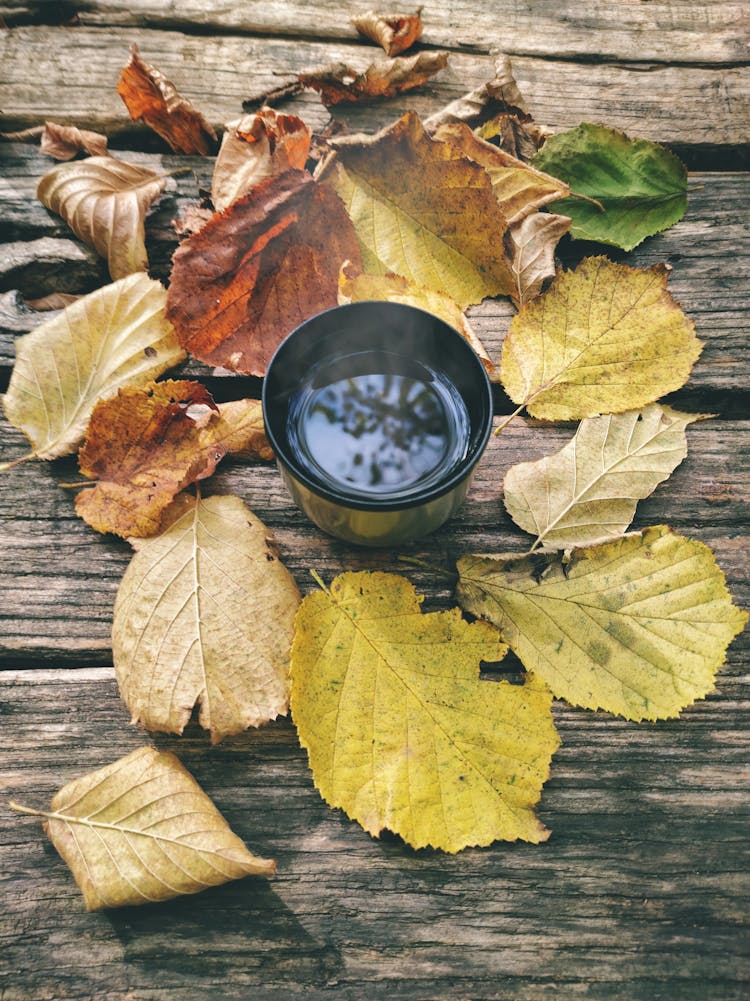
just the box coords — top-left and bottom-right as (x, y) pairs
(37, 155), (169, 279)
(1, 273), (184, 465)
(10, 747), (275, 910)
(113, 494), (300, 743)
(457, 526), (748, 721)
(291, 571), (559, 852)
(504, 405), (707, 550)
(500, 256), (703, 420)
(320, 111), (513, 308)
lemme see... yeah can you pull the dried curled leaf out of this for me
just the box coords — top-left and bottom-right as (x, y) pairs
(500, 256), (703, 420)
(351, 9), (424, 56)
(11, 747), (275, 910)
(1, 274), (184, 463)
(458, 527), (748, 721)
(504, 212), (572, 307)
(292, 571), (559, 852)
(166, 169), (361, 375)
(36, 155), (169, 279)
(113, 495), (300, 742)
(117, 43), (217, 155)
(40, 122), (108, 160)
(299, 51), (448, 105)
(321, 112), (513, 307)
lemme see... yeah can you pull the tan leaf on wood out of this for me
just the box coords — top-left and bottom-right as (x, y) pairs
(504, 212), (571, 307)
(40, 122), (108, 160)
(299, 51), (448, 105)
(351, 9), (424, 56)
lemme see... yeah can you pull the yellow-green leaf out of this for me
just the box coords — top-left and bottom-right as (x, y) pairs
(457, 526), (748, 721)
(291, 571), (559, 852)
(500, 256), (702, 420)
(113, 494), (300, 743)
(504, 405), (708, 550)
(11, 746), (275, 910)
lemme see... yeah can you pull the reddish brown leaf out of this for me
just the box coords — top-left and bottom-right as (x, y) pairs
(41, 122), (108, 160)
(117, 43), (217, 155)
(166, 169), (362, 376)
(299, 51), (448, 105)
(351, 9), (424, 56)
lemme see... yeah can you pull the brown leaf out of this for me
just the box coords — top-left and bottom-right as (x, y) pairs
(40, 122), (108, 160)
(166, 169), (362, 376)
(212, 107), (311, 213)
(76, 380), (224, 538)
(117, 43), (217, 155)
(504, 212), (572, 307)
(299, 51), (448, 105)
(36, 156), (169, 280)
(351, 8), (424, 56)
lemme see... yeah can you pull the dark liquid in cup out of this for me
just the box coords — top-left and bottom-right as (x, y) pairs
(287, 351), (470, 499)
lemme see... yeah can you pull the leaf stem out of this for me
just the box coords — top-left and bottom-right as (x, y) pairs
(8, 800), (47, 818)
(566, 189), (605, 212)
(493, 403), (526, 436)
(0, 451), (37, 472)
(309, 569), (330, 594)
(57, 480), (95, 489)
(397, 555), (457, 581)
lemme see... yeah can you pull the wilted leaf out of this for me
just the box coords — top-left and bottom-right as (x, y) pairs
(37, 155), (170, 279)
(300, 51), (448, 105)
(40, 122), (108, 160)
(504, 212), (571, 307)
(292, 571), (559, 852)
(338, 262), (494, 373)
(167, 169), (361, 375)
(531, 123), (688, 251)
(212, 107), (311, 213)
(458, 527), (748, 721)
(1, 274), (183, 465)
(117, 43), (217, 155)
(321, 112), (513, 307)
(500, 256), (702, 420)
(351, 9), (424, 56)
(10, 746), (275, 910)
(113, 495), (300, 742)
(503, 405), (708, 550)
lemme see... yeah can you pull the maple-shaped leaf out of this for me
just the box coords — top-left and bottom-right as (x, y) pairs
(212, 107), (311, 214)
(503, 405), (708, 551)
(500, 256), (702, 421)
(113, 495), (300, 742)
(1, 274), (183, 467)
(10, 747), (275, 910)
(532, 123), (688, 251)
(166, 169), (361, 376)
(320, 112), (513, 308)
(351, 9), (424, 56)
(40, 122), (108, 160)
(504, 212), (572, 307)
(457, 526), (748, 721)
(37, 155), (170, 279)
(292, 571), (559, 852)
(338, 262), (494, 374)
(299, 51), (448, 105)
(117, 43), (217, 155)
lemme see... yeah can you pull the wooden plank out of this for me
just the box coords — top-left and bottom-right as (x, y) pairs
(0, 26), (748, 153)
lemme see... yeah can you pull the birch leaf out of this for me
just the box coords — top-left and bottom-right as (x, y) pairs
(500, 256), (702, 420)
(351, 9), (424, 56)
(1, 274), (183, 464)
(37, 155), (169, 280)
(504, 405), (707, 550)
(457, 526), (748, 721)
(291, 571), (559, 852)
(113, 494), (300, 743)
(11, 746), (275, 910)
(504, 212), (572, 307)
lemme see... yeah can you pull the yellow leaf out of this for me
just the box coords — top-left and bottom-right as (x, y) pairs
(457, 526), (748, 721)
(1, 273), (184, 465)
(113, 494), (300, 743)
(10, 746), (275, 910)
(202, 398), (273, 461)
(291, 571), (559, 852)
(500, 256), (703, 420)
(37, 155), (170, 280)
(320, 111), (513, 308)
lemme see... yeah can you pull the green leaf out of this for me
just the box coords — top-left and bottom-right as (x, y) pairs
(531, 123), (688, 251)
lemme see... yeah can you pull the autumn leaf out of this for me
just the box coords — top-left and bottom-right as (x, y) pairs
(503, 405), (708, 550)
(532, 123), (688, 251)
(167, 169), (361, 376)
(338, 262), (494, 374)
(212, 108), (311, 214)
(25, 292), (81, 310)
(320, 112), (513, 307)
(10, 747), (275, 910)
(113, 495), (300, 742)
(499, 256), (703, 421)
(117, 43), (217, 155)
(1, 274), (184, 467)
(204, 399), (273, 461)
(299, 51), (448, 105)
(37, 155), (170, 280)
(40, 122), (108, 160)
(351, 9), (424, 56)
(504, 212), (572, 307)
(291, 571), (559, 852)
(457, 526), (748, 721)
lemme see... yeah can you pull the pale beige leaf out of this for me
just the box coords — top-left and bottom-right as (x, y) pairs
(113, 494), (300, 743)
(40, 122), (108, 160)
(504, 212), (572, 307)
(11, 746), (275, 910)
